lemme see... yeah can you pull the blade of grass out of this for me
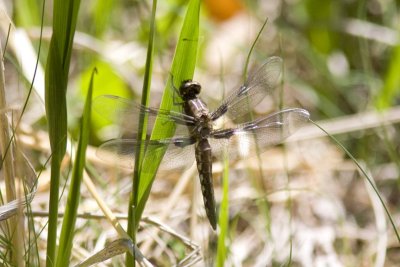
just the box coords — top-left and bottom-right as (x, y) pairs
(0, 37), (22, 267)
(310, 120), (400, 243)
(91, 0), (114, 37)
(21, 153), (40, 267)
(0, 38), (15, 213)
(130, 0), (157, 238)
(216, 58), (229, 263)
(375, 44), (400, 109)
(279, 37), (294, 265)
(82, 165), (153, 267)
(126, 0), (158, 266)
(242, 17), (269, 81)
(56, 68), (96, 267)
(45, 0), (81, 265)
(242, 17), (273, 236)
(14, 0), (41, 26)
(131, 0), (200, 233)
(75, 238), (153, 267)
(2, 24), (11, 61)
(216, 153), (230, 266)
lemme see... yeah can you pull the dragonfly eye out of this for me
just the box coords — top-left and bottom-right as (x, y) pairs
(180, 80), (201, 99)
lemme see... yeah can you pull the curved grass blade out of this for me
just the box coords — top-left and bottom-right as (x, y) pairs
(56, 69), (96, 267)
(45, 0), (81, 265)
(130, 0), (158, 234)
(0, 37), (23, 266)
(310, 120), (400, 243)
(126, 0), (158, 265)
(242, 17), (269, 81)
(216, 154), (230, 266)
(75, 238), (153, 267)
(375, 44), (400, 109)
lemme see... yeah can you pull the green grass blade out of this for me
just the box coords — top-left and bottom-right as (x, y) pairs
(375, 44), (400, 109)
(126, 0), (158, 265)
(243, 19), (273, 236)
(14, 0), (41, 26)
(310, 120), (400, 242)
(45, 0), (81, 265)
(56, 69), (96, 267)
(132, 0), (200, 231)
(91, 0), (114, 37)
(216, 154), (230, 266)
(45, 33), (67, 267)
(132, 0), (157, 226)
(242, 17), (268, 81)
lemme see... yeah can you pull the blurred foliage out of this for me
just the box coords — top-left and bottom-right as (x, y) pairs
(90, 0), (115, 37)
(376, 44), (400, 109)
(79, 60), (131, 144)
(275, 0), (399, 117)
(14, 0), (42, 26)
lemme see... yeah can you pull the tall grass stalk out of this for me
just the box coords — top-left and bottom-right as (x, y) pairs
(45, 0), (81, 265)
(242, 17), (273, 236)
(0, 38), (23, 267)
(56, 69), (96, 267)
(126, 0), (157, 265)
(216, 155), (230, 266)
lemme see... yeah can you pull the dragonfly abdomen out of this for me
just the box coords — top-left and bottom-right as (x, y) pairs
(195, 139), (217, 230)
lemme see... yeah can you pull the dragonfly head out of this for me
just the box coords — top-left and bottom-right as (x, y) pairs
(180, 80), (201, 100)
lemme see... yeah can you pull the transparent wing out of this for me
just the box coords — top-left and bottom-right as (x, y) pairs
(96, 137), (196, 172)
(93, 95), (195, 135)
(210, 56), (283, 122)
(209, 108), (310, 160)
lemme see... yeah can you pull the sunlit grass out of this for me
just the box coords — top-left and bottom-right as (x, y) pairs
(56, 68), (95, 267)
(0, 29), (22, 267)
(44, 0), (81, 265)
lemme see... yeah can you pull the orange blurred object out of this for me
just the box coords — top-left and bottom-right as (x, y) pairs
(204, 0), (244, 21)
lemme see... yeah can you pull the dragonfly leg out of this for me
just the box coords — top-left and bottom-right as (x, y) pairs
(169, 73), (185, 107)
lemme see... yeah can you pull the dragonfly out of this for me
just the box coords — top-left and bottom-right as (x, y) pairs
(94, 56), (310, 230)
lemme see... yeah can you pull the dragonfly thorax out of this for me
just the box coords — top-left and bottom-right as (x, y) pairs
(180, 80), (201, 100)
(195, 117), (213, 138)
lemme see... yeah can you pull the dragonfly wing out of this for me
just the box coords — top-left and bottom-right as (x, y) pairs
(210, 108), (310, 161)
(93, 95), (195, 134)
(97, 137), (196, 172)
(210, 57), (282, 123)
